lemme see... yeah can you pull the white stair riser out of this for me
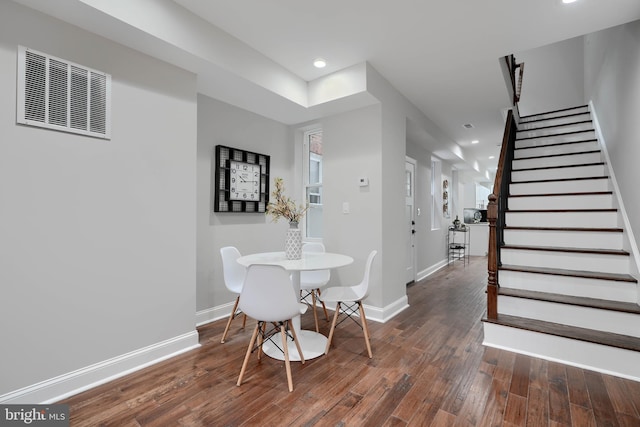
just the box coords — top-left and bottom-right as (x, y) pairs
(499, 270), (637, 303)
(519, 107), (590, 123)
(514, 140), (600, 159)
(512, 164), (605, 182)
(501, 249), (629, 274)
(508, 194), (613, 210)
(513, 152), (602, 170)
(517, 122), (593, 139)
(510, 179), (610, 195)
(482, 323), (640, 381)
(505, 211), (618, 228)
(498, 296), (640, 338)
(518, 113), (592, 130)
(515, 131), (596, 148)
(503, 228), (622, 249)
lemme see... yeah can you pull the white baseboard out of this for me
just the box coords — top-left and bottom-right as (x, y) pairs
(364, 295), (409, 323)
(0, 330), (200, 404)
(417, 259), (448, 282)
(196, 301), (235, 326)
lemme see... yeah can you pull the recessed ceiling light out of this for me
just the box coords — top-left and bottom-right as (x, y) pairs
(313, 58), (326, 68)
(471, 140), (479, 144)
(489, 156), (495, 159)
(562, 0), (578, 3)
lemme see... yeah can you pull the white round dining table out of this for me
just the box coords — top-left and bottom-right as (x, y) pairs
(236, 251), (353, 361)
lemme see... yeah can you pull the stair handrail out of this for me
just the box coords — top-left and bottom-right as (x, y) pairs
(487, 109), (517, 319)
(501, 55), (525, 105)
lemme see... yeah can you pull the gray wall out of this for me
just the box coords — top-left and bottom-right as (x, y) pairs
(196, 94), (294, 319)
(0, 2), (198, 400)
(517, 36), (585, 116)
(584, 20), (640, 262)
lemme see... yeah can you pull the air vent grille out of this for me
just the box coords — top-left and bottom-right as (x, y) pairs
(17, 46), (111, 139)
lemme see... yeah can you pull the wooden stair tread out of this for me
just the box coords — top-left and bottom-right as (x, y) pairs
(515, 139), (598, 151)
(500, 244), (629, 256)
(511, 175), (608, 184)
(513, 161), (604, 172)
(506, 208), (616, 213)
(498, 288), (640, 313)
(516, 129), (595, 141)
(508, 191), (613, 198)
(500, 264), (636, 282)
(518, 111), (591, 124)
(519, 105), (589, 121)
(482, 314), (640, 353)
(504, 225), (622, 232)
(516, 120), (593, 132)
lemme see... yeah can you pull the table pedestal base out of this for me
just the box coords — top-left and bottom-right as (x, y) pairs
(262, 330), (327, 361)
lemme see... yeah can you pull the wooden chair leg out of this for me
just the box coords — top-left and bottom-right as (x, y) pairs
(311, 291), (320, 333)
(280, 324), (294, 392)
(242, 313), (247, 328)
(317, 289), (329, 321)
(257, 321), (266, 360)
(325, 302), (341, 355)
(221, 296), (240, 343)
(237, 323), (260, 386)
(288, 320), (305, 364)
(358, 301), (373, 358)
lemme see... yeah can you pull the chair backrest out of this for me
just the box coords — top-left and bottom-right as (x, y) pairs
(220, 246), (246, 294)
(300, 242), (330, 286)
(351, 250), (377, 300)
(238, 264), (302, 322)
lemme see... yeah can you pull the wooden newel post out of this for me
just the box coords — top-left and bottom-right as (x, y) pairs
(487, 193), (498, 319)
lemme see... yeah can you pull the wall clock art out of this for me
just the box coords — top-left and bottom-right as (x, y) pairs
(214, 145), (270, 213)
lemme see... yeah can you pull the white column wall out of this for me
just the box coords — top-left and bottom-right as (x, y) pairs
(0, 2), (197, 400)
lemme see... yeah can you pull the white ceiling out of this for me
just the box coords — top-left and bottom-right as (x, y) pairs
(14, 0), (640, 182)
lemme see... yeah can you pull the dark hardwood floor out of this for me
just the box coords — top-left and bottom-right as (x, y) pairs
(61, 257), (640, 426)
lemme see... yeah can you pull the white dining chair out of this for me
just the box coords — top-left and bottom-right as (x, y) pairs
(300, 242), (330, 332)
(320, 250), (377, 358)
(237, 264), (307, 392)
(220, 246), (247, 343)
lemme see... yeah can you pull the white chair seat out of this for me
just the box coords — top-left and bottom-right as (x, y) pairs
(237, 264), (306, 392)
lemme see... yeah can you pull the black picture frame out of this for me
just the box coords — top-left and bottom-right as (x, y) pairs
(214, 145), (270, 213)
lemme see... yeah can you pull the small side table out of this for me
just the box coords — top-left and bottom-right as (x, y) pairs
(448, 226), (470, 266)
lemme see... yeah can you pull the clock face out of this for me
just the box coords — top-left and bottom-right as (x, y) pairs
(228, 161), (261, 201)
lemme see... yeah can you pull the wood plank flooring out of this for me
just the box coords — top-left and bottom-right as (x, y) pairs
(60, 257), (640, 426)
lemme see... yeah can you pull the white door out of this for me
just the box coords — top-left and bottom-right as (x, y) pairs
(405, 158), (417, 284)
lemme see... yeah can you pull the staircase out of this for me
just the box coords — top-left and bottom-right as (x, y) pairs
(482, 105), (640, 380)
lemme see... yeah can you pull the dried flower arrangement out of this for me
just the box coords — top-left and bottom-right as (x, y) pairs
(266, 177), (308, 224)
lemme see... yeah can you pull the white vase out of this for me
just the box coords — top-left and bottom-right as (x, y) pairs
(285, 222), (302, 260)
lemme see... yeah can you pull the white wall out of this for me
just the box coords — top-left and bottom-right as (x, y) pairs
(196, 94), (293, 321)
(517, 36), (585, 116)
(0, 2), (198, 401)
(584, 20), (640, 261)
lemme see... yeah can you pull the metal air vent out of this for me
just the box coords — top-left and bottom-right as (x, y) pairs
(17, 46), (111, 139)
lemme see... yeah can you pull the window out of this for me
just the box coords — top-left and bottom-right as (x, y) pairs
(304, 129), (323, 238)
